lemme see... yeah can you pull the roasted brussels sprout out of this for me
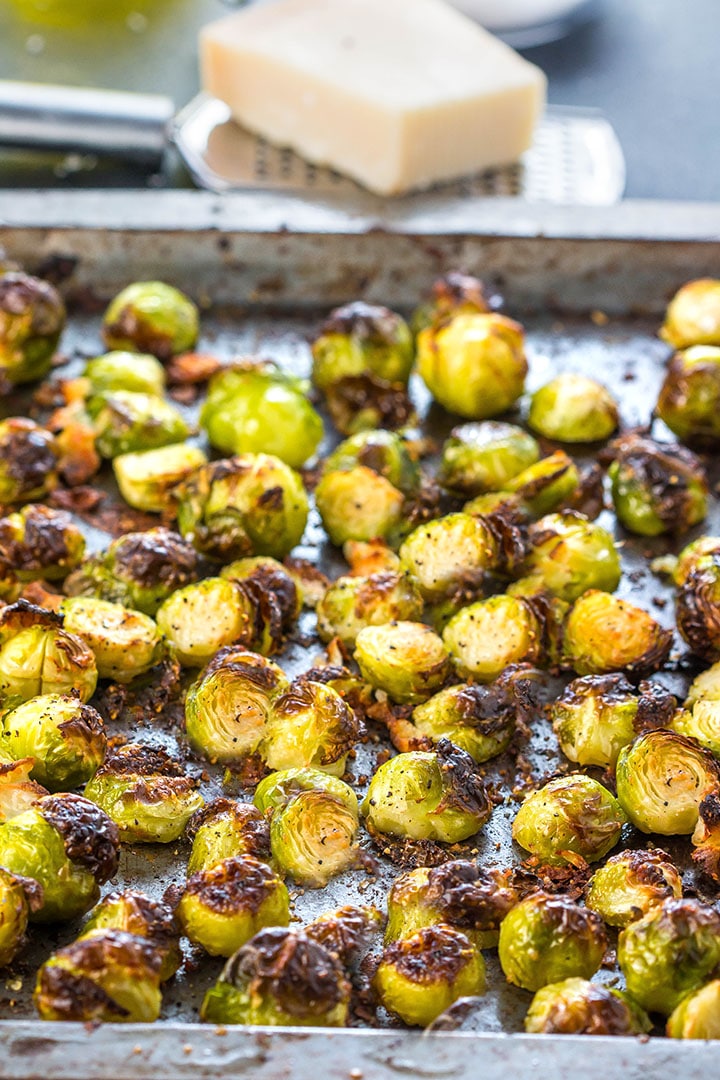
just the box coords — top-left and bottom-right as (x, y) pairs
(657, 346), (720, 445)
(499, 894), (607, 992)
(562, 590), (672, 677)
(417, 312), (527, 419)
(411, 674), (522, 764)
(375, 924), (485, 1028)
(187, 798), (271, 875)
(221, 557), (301, 633)
(443, 595), (546, 683)
(528, 374), (619, 443)
(81, 889), (181, 981)
(84, 743), (204, 844)
(201, 927), (351, 1026)
(0, 757), (48, 823)
(686, 659), (720, 705)
(185, 648), (288, 764)
(0, 793), (119, 922)
(0, 418), (58, 504)
(438, 422), (539, 496)
(178, 854), (290, 957)
(512, 774), (625, 866)
(113, 443), (208, 514)
(0, 601), (97, 708)
(618, 898), (720, 1015)
(673, 536), (720, 586)
(608, 435), (708, 536)
(254, 765), (358, 816)
(525, 978), (651, 1036)
(361, 740), (491, 844)
(305, 904), (384, 965)
(311, 302), (414, 434)
(0, 867), (37, 966)
(89, 390), (190, 459)
(676, 556), (720, 661)
(324, 429), (420, 493)
(354, 621), (451, 705)
(585, 849), (682, 928)
(0, 505), (84, 585)
(411, 272), (492, 336)
(513, 512), (621, 602)
(667, 979), (720, 1039)
(266, 789), (358, 888)
(660, 278), (720, 349)
(0, 272), (65, 385)
(691, 791), (720, 880)
(102, 280), (199, 360)
(317, 571), (423, 647)
(503, 450), (581, 518)
(616, 730), (719, 835)
(61, 596), (164, 683)
(0, 693), (106, 791)
(262, 679), (359, 776)
(385, 861), (518, 950)
(550, 674), (676, 769)
(201, 361), (323, 468)
(176, 455), (308, 562)
(34, 929), (163, 1022)
(672, 697), (720, 758)
(156, 577), (254, 668)
(84, 350), (166, 397)
(398, 514), (498, 603)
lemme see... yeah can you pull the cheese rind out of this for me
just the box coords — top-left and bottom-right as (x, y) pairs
(200, 0), (547, 196)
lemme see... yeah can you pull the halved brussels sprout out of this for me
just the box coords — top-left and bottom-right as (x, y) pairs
(102, 280), (199, 360)
(667, 980), (720, 1039)
(618, 898), (720, 1015)
(315, 466), (406, 548)
(672, 698), (720, 757)
(375, 924), (485, 1028)
(0, 602), (97, 708)
(0, 505), (85, 584)
(499, 894), (606, 992)
(411, 676), (520, 763)
(305, 905), (383, 966)
(84, 743), (204, 844)
(529, 374), (619, 443)
(525, 978), (651, 1036)
(0, 867), (38, 966)
(512, 774), (625, 866)
(563, 590), (673, 677)
(514, 512), (621, 602)
(417, 313), (527, 419)
(176, 454), (308, 562)
(686, 659), (720, 705)
(0, 693), (106, 791)
(89, 390), (190, 460)
(503, 450), (581, 518)
(411, 272), (492, 336)
(84, 350), (166, 397)
(156, 577), (253, 668)
(608, 435), (708, 536)
(221, 557), (301, 633)
(261, 679), (359, 776)
(81, 889), (181, 981)
(34, 929), (163, 1022)
(585, 849), (682, 928)
(657, 346), (720, 445)
(323, 429), (420, 494)
(0, 793), (119, 922)
(354, 621), (451, 705)
(317, 571), (423, 647)
(676, 556), (720, 661)
(361, 741), (491, 844)
(0, 418), (58, 504)
(660, 278), (720, 349)
(201, 360), (323, 468)
(113, 443), (208, 514)
(254, 766), (358, 816)
(616, 730), (719, 835)
(201, 927), (351, 1026)
(691, 791), (720, 880)
(61, 596), (164, 683)
(673, 536), (720, 586)
(438, 421), (539, 497)
(185, 648), (288, 764)
(0, 271), (65, 385)
(0, 757), (47, 823)
(398, 514), (497, 603)
(187, 799), (271, 875)
(443, 595), (545, 683)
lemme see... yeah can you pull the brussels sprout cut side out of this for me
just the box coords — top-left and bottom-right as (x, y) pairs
(499, 894), (607, 992)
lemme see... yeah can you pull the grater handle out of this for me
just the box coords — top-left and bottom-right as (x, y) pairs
(0, 80), (174, 163)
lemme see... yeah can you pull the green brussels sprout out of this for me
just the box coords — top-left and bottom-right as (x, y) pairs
(261, 679), (359, 776)
(84, 742), (204, 843)
(315, 466), (406, 547)
(585, 849), (683, 928)
(102, 280), (199, 360)
(672, 698), (720, 757)
(617, 729), (719, 835)
(113, 443), (208, 514)
(222, 557), (301, 633)
(692, 791), (720, 881)
(361, 740), (491, 844)
(0, 601), (97, 708)
(411, 673), (523, 763)
(185, 648), (289, 764)
(676, 556), (720, 661)
(550, 674), (676, 769)
(686, 659), (720, 705)
(398, 514), (498, 604)
(0, 505), (84, 585)
(563, 590), (673, 677)
(618, 898), (720, 1015)
(438, 421), (539, 496)
(61, 596), (164, 683)
(178, 854), (290, 957)
(513, 512), (621, 602)
(0, 867), (39, 966)
(375, 924), (485, 1028)
(187, 798), (271, 875)
(156, 577), (254, 668)
(324, 429), (420, 493)
(504, 449), (581, 518)
(0, 272), (65, 385)
(354, 621), (451, 705)
(0, 693), (106, 791)
(305, 904), (384, 965)
(660, 278), (720, 349)
(385, 861), (518, 950)
(667, 979), (720, 1038)
(657, 346), (720, 445)
(608, 435), (708, 536)
(0, 418), (58, 504)
(316, 571), (422, 648)
(84, 350), (166, 397)
(443, 595), (546, 683)
(177, 454), (308, 562)
(34, 929), (163, 1022)
(673, 536), (720, 586)
(81, 889), (181, 982)
(411, 272), (492, 336)
(512, 774), (625, 866)
(200, 360), (323, 469)
(88, 390), (190, 460)
(417, 312), (527, 419)
(0, 757), (48, 823)
(524, 978), (651, 1036)
(499, 894), (607, 992)
(311, 302), (414, 435)
(528, 374), (619, 443)
(201, 927), (351, 1026)
(0, 793), (119, 922)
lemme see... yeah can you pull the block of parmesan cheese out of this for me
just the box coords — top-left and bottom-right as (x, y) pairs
(200, 0), (547, 196)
